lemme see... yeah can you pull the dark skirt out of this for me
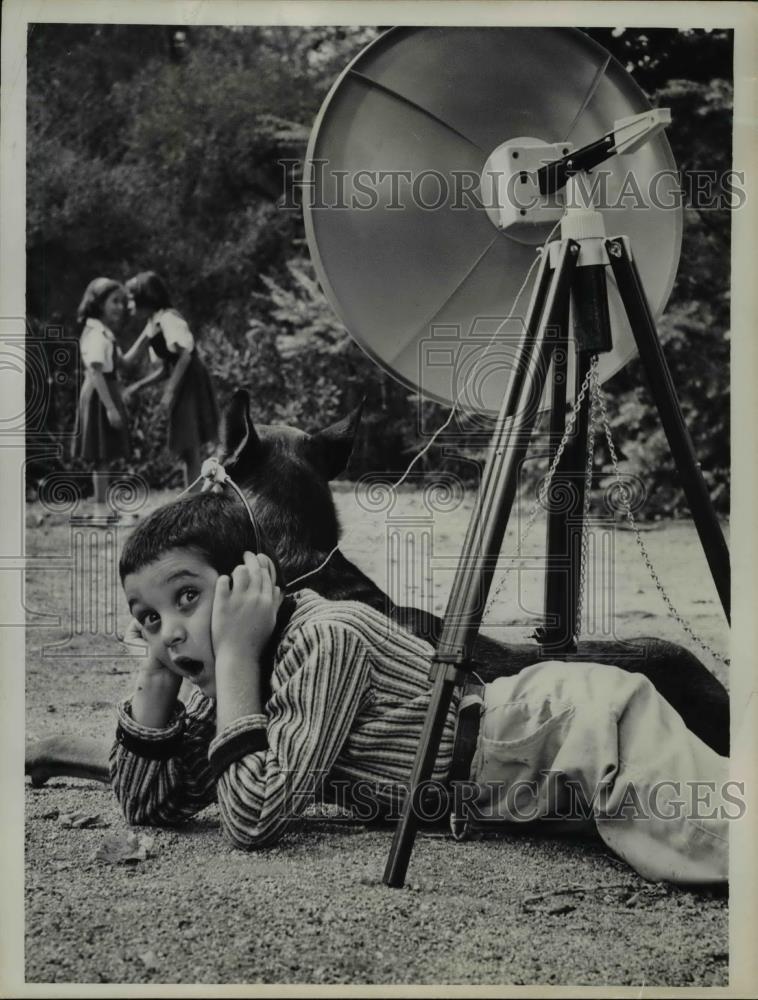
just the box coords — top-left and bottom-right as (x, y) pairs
(167, 353), (219, 456)
(73, 373), (131, 462)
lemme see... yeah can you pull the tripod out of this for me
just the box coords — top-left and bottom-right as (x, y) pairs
(383, 183), (731, 888)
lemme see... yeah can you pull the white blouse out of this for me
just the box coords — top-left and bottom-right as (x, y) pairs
(79, 318), (116, 373)
(145, 309), (195, 364)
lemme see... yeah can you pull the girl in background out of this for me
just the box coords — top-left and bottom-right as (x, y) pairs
(73, 277), (149, 520)
(124, 272), (219, 489)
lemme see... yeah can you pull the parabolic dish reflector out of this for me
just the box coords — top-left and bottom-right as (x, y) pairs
(304, 27), (682, 415)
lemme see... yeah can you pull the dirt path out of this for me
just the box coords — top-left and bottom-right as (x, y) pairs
(24, 490), (729, 986)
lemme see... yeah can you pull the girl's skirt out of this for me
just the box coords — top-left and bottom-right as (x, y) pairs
(73, 372), (131, 461)
(167, 352), (219, 456)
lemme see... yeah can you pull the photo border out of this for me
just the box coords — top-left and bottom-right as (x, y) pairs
(2, 1), (756, 996)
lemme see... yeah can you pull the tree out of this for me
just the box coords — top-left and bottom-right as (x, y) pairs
(582, 29), (732, 514)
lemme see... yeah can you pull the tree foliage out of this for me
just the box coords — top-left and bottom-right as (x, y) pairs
(27, 25), (732, 514)
(580, 29), (732, 514)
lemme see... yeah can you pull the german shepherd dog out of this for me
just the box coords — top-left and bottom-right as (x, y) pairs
(25, 390), (729, 785)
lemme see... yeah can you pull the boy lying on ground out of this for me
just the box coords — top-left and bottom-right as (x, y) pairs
(112, 491), (732, 884)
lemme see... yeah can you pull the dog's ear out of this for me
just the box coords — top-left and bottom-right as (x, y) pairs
(310, 398), (365, 481)
(219, 389), (261, 464)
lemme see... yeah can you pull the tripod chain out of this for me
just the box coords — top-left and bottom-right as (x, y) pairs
(590, 363), (730, 668)
(574, 354), (600, 642)
(482, 364), (595, 624)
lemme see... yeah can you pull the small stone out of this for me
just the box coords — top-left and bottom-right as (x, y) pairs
(94, 830), (155, 864)
(138, 950), (159, 971)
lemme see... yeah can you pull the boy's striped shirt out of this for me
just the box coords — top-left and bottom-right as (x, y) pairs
(111, 590), (460, 849)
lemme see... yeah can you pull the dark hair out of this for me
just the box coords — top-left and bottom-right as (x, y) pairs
(120, 491), (294, 703)
(119, 491), (284, 585)
(76, 277), (125, 326)
(126, 271), (172, 311)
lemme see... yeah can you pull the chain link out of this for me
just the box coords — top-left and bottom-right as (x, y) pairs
(591, 366), (729, 667)
(483, 364), (595, 623)
(574, 355), (600, 641)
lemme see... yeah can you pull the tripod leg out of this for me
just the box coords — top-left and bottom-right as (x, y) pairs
(383, 240), (580, 888)
(540, 342), (593, 653)
(539, 296), (571, 650)
(540, 254), (613, 653)
(605, 238), (730, 622)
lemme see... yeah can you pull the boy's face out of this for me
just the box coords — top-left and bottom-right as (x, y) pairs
(123, 548), (219, 697)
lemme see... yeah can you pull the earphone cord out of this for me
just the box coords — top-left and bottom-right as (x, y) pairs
(179, 461), (330, 589)
(178, 475), (203, 496)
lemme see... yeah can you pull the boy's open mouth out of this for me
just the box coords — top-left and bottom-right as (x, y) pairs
(171, 656), (204, 678)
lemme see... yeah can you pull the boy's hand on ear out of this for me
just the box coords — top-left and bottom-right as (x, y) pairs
(211, 552), (283, 664)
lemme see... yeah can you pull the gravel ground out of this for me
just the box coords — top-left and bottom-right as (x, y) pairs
(26, 788), (728, 986)
(24, 488), (731, 987)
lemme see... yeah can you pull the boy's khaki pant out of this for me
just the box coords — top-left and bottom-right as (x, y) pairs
(466, 661), (730, 884)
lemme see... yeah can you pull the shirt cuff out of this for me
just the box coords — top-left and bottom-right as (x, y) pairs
(115, 698), (186, 760)
(208, 714), (268, 779)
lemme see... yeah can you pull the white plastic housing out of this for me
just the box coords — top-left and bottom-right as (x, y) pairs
(480, 138), (574, 234)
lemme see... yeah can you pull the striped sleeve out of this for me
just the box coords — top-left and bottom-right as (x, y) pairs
(109, 687), (217, 827)
(212, 620), (371, 850)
